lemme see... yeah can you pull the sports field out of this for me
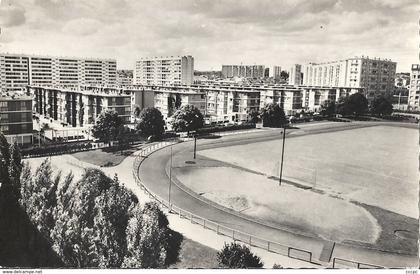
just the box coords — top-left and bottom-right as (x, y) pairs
(175, 125), (418, 246)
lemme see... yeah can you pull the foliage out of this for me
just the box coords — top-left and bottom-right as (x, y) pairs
(248, 109), (260, 123)
(133, 104), (141, 118)
(370, 96), (393, 116)
(336, 93), (368, 116)
(260, 103), (287, 127)
(136, 107), (165, 138)
(21, 142), (93, 158)
(217, 243), (263, 269)
(171, 105), (204, 134)
(91, 110), (124, 144)
(273, 263), (283, 269)
(197, 123), (256, 135)
(319, 100), (336, 117)
(123, 202), (182, 268)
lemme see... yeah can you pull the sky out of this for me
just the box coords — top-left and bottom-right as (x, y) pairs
(0, 0), (418, 72)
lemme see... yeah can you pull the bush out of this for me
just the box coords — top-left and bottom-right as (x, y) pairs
(217, 243), (263, 269)
(21, 142), (93, 157)
(197, 123), (256, 135)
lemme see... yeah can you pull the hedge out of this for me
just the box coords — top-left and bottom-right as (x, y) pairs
(197, 123), (256, 135)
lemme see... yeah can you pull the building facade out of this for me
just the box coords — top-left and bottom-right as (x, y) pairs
(289, 64), (302, 85)
(117, 70), (133, 87)
(302, 57), (396, 99)
(271, 66), (282, 80)
(0, 53), (117, 92)
(0, 94), (33, 145)
(29, 86), (131, 127)
(134, 56), (194, 86)
(221, 65), (265, 79)
(408, 64), (420, 110)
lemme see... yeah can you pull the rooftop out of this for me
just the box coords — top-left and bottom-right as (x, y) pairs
(0, 92), (33, 101)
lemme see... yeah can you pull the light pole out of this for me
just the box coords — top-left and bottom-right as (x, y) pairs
(168, 144), (173, 210)
(193, 135), (197, 159)
(279, 126), (286, 186)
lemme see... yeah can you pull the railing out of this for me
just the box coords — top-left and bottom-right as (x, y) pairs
(132, 141), (317, 265)
(332, 258), (384, 269)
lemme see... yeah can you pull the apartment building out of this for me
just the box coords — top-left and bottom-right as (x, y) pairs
(289, 64), (302, 85)
(408, 64), (420, 110)
(134, 56), (194, 86)
(29, 85), (131, 127)
(271, 66), (282, 80)
(302, 57), (396, 99)
(117, 70), (133, 87)
(0, 53), (117, 92)
(0, 93), (33, 145)
(221, 65), (265, 79)
(205, 85), (260, 122)
(131, 85), (206, 120)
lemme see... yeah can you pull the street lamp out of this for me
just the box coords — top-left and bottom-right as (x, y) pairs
(279, 125), (286, 186)
(193, 134), (197, 159)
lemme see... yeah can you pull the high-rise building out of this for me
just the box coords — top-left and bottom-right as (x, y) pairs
(289, 64), (302, 85)
(271, 66), (282, 80)
(134, 56), (194, 86)
(408, 64), (420, 110)
(0, 93), (33, 145)
(302, 57), (396, 99)
(0, 53), (117, 92)
(221, 65), (265, 79)
(117, 70), (133, 87)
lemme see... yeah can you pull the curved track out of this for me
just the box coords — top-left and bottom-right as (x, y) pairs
(137, 122), (418, 268)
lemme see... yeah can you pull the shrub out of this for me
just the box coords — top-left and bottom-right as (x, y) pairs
(217, 243), (263, 269)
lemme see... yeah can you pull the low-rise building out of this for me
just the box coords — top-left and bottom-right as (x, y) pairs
(0, 93), (33, 145)
(29, 85), (131, 127)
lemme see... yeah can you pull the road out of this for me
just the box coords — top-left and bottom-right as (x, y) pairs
(138, 122), (418, 268)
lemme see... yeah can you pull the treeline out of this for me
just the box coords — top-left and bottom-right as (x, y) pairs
(0, 133), (182, 268)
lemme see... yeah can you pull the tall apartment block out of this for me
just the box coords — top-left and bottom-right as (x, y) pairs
(0, 53), (117, 92)
(271, 66), (282, 80)
(134, 56), (194, 86)
(28, 86), (131, 127)
(117, 70), (133, 87)
(0, 93), (33, 145)
(221, 65), (265, 79)
(408, 64), (420, 110)
(289, 64), (302, 85)
(302, 57), (396, 99)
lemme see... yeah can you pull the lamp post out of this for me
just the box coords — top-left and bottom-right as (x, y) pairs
(193, 134), (197, 159)
(279, 125), (286, 186)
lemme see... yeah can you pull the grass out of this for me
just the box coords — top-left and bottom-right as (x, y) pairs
(71, 145), (141, 167)
(170, 238), (219, 269)
(345, 202), (418, 256)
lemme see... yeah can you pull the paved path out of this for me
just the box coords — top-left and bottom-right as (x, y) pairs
(137, 122), (418, 268)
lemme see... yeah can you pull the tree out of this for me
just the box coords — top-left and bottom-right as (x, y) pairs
(25, 159), (58, 239)
(217, 243), (263, 268)
(91, 110), (124, 145)
(51, 168), (138, 267)
(133, 104), (141, 122)
(171, 105), (204, 135)
(370, 96), (393, 116)
(280, 71), (289, 81)
(9, 141), (22, 199)
(319, 100), (336, 117)
(337, 93), (368, 117)
(248, 109), (260, 123)
(122, 202), (181, 268)
(260, 103), (287, 127)
(136, 107), (165, 138)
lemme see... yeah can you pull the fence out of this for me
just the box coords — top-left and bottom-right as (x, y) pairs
(132, 141), (318, 265)
(332, 258), (383, 269)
